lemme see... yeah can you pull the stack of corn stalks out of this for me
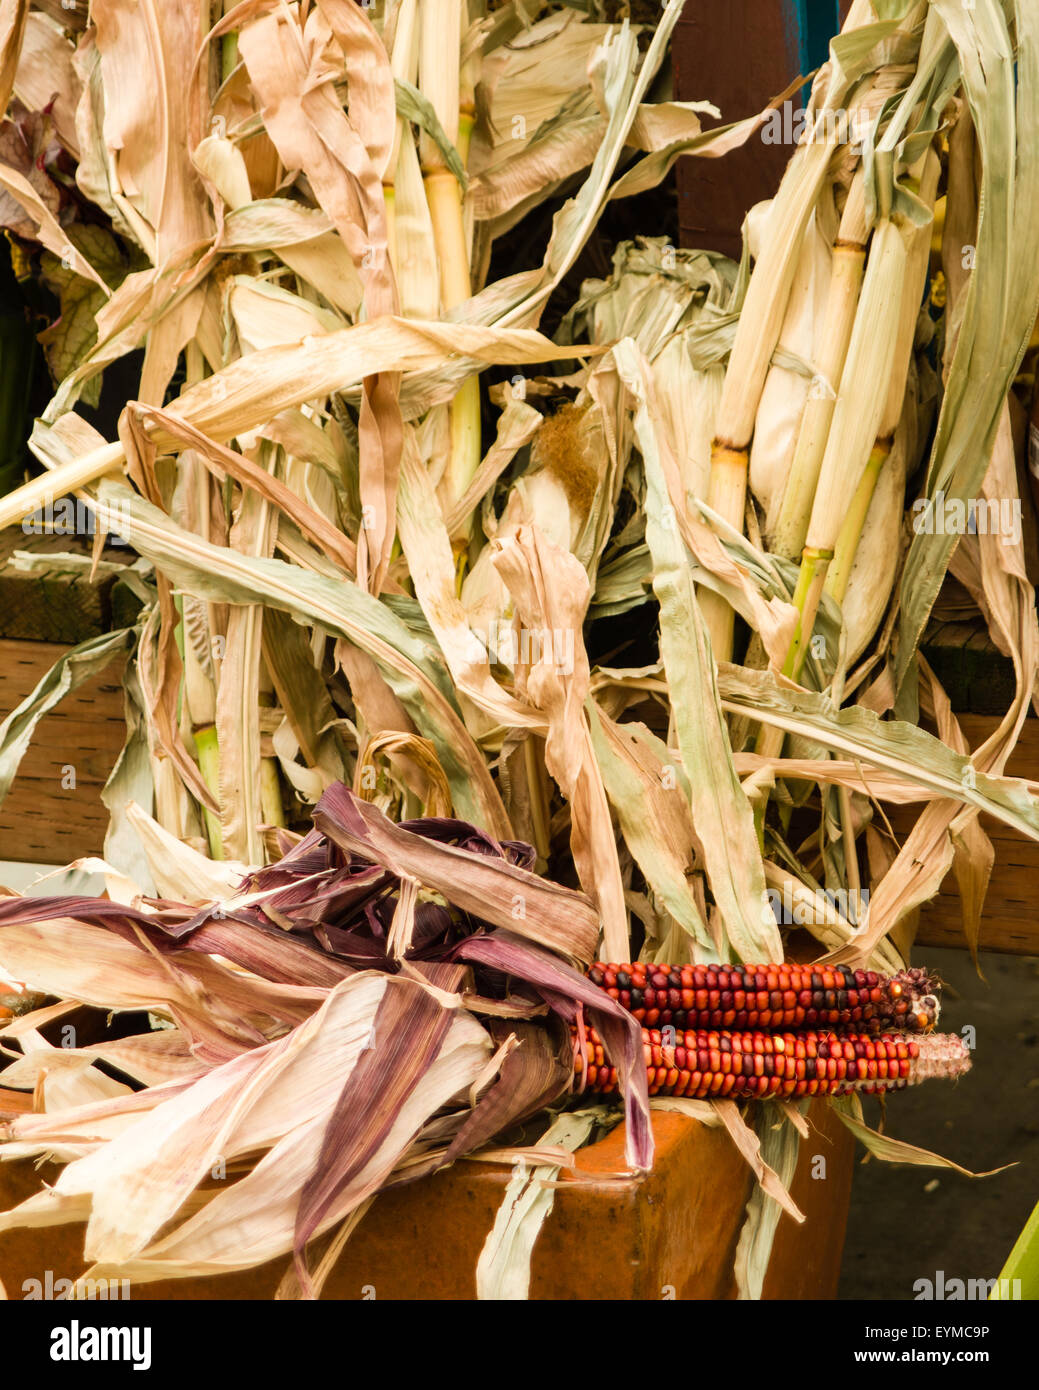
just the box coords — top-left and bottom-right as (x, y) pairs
(0, 0), (1036, 1299)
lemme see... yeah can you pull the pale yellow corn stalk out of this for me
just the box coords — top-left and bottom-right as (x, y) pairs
(749, 206), (833, 535)
(827, 147), (941, 608)
(769, 172), (868, 559)
(785, 216), (909, 679)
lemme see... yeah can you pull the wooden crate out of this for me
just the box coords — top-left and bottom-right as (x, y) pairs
(0, 529), (127, 645)
(901, 715), (1039, 956)
(0, 526), (136, 868)
(675, 1), (852, 257)
(0, 638), (126, 867)
(0, 1105), (854, 1301)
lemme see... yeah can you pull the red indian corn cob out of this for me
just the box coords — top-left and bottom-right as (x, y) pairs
(586, 962), (940, 1034)
(573, 1025), (970, 1099)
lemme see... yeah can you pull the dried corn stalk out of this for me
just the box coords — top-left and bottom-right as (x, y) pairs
(0, 0), (1035, 1299)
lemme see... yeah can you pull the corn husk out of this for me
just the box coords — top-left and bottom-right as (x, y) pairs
(840, 385), (913, 666)
(0, 0), (1037, 1296)
(749, 208), (833, 533)
(769, 172), (868, 559)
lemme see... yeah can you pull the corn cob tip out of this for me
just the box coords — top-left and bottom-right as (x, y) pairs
(882, 967), (941, 1033)
(910, 1032), (971, 1083)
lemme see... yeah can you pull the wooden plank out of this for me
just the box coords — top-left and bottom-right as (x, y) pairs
(898, 814), (1039, 956)
(675, 6), (801, 258)
(1, 641), (124, 692)
(920, 620), (1017, 716)
(0, 529), (134, 644)
(10, 723), (125, 785)
(0, 783), (113, 867)
(887, 717), (1039, 956)
(914, 896), (1036, 955)
(0, 640), (126, 865)
(948, 714), (1039, 767)
(0, 637), (127, 704)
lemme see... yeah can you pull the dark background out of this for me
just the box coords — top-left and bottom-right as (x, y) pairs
(839, 947), (1038, 1298)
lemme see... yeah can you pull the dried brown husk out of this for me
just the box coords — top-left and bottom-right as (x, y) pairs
(0, 0), (1034, 1291)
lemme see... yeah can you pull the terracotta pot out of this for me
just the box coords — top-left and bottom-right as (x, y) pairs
(0, 1102), (853, 1300)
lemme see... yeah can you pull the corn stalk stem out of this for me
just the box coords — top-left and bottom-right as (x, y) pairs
(753, 721), (785, 759)
(259, 757), (285, 829)
(459, 110), (476, 256)
(701, 0), (910, 654)
(701, 136), (859, 657)
(258, 663), (286, 833)
(771, 175), (869, 559)
(838, 784), (861, 915)
(803, 217), (907, 545)
(824, 150), (940, 610)
(417, 0), (477, 535)
(783, 547), (833, 681)
(425, 165), (471, 309)
(178, 348), (225, 860)
(194, 723), (225, 860)
(220, 0), (238, 85)
(424, 161), (481, 544)
(385, 0), (419, 276)
(523, 732), (551, 866)
(700, 444), (748, 659)
(826, 439), (892, 605)
(384, 185), (399, 275)
(0, 442), (123, 533)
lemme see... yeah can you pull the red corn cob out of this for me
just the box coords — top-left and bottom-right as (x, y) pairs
(573, 1025), (970, 1100)
(586, 962), (940, 1035)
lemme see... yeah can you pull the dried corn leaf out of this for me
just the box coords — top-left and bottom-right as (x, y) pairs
(291, 973), (456, 1292)
(397, 429), (542, 732)
(492, 525), (628, 961)
(587, 705), (714, 955)
(443, 1019), (572, 1165)
(616, 340), (781, 963)
(734, 1106), (802, 1300)
(454, 931), (651, 1170)
(313, 784), (598, 962)
(830, 1095), (1008, 1177)
(14, 12), (79, 156)
(0, 629), (133, 805)
(122, 801), (247, 903)
(0, 0), (26, 118)
(475, 1108), (600, 1301)
(896, 0), (1039, 690)
(713, 1098), (804, 1224)
(717, 665), (1039, 842)
(91, 478), (509, 836)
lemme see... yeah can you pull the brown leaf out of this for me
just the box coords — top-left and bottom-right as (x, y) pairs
(313, 785), (601, 963)
(713, 1099), (804, 1224)
(293, 974), (453, 1294)
(0, 0), (28, 118)
(443, 1018), (572, 1163)
(492, 525), (629, 960)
